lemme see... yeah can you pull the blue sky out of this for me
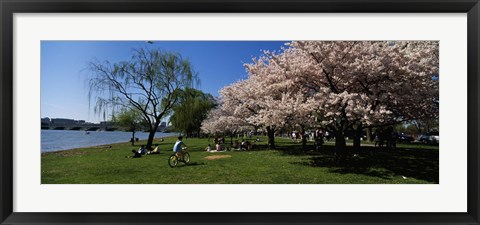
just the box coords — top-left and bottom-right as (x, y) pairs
(41, 41), (288, 123)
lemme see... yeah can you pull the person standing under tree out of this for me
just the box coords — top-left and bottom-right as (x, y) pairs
(129, 137), (135, 146)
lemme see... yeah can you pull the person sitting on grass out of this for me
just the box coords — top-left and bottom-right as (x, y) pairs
(245, 140), (252, 150)
(138, 145), (147, 155)
(126, 149), (141, 158)
(240, 140), (247, 150)
(205, 144), (212, 152)
(173, 136), (187, 159)
(148, 144), (160, 154)
(231, 140), (240, 150)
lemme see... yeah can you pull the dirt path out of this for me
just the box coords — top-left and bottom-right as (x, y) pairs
(204, 155), (232, 160)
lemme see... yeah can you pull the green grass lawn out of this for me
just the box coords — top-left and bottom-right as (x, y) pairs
(41, 136), (439, 184)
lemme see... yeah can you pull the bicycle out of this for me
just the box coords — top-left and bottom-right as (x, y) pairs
(168, 148), (190, 168)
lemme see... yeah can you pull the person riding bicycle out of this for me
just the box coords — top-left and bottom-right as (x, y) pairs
(173, 136), (187, 159)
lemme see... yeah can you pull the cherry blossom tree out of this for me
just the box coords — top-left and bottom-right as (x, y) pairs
(201, 107), (244, 135)
(289, 41), (439, 152)
(241, 49), (316, 149)
(202, 41), (438, 154)
(200, 104), (251, 144)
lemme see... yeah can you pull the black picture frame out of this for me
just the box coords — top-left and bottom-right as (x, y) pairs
(1, 0), (479, 224)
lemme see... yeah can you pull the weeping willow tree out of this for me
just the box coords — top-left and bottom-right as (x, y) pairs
(87, 48), (198, 149)
(169, 88), (216, 137)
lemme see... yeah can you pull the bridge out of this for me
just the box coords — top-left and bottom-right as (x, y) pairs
(41, 123), (119, 131)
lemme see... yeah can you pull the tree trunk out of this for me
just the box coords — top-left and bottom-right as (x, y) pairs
(335, 130), (347, 155)
(367, 127), (373, 142)
(146, 121), (160, 149)
(353, 124), (363, 151)
(131, 130), (136, 146)
(300, 125), (307, 150)
(266, 126), (275, 149)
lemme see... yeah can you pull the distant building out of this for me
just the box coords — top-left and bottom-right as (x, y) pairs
(41, 117), (50, 124)
(155, 122), (168, 132)
(41, 118), (50, 129)
(51, 118), (76, 125)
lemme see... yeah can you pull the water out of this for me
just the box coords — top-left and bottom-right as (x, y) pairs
(41, 130), (177, 152)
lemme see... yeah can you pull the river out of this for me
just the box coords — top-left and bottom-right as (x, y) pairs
(41, 130), (177, 152)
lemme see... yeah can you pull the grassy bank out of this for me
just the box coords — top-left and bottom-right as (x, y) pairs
(41, 136), (439, 184)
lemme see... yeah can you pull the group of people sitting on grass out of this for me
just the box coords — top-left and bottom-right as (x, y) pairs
(233, 139), (253, 151)
(204, 143), (228, 152)
(127, 135), (261, 158)
(127, 144), (161, 158)
(204, 138), (255, 152)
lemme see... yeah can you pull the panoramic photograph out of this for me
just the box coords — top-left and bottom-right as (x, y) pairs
(41, 41), (439, 184)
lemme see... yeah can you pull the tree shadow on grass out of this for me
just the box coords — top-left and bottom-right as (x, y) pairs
(281, 145), (439, 183)
(248, 141), (302, 153)
(173, 162), (205, 168)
